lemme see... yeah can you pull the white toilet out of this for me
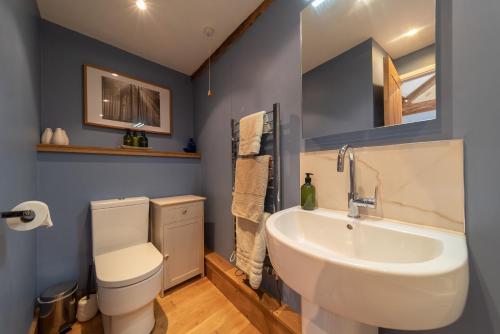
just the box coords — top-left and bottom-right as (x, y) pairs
(90, 197), (163, 334)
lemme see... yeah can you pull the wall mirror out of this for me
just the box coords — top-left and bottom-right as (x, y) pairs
(301, 0), (437, 139)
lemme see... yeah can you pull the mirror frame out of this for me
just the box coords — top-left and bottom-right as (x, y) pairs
(302, 0), (452, 151)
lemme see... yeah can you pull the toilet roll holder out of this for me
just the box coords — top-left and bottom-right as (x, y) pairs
(1, 210), (36, 222)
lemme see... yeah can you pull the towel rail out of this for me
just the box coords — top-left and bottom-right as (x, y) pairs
(230, 103), (282, 272)
(231, 103), (282, 213)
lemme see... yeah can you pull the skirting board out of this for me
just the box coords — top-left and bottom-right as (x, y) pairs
(205, 252), (301, 334)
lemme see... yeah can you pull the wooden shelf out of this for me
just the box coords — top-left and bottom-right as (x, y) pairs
(37, 144), (201, 159)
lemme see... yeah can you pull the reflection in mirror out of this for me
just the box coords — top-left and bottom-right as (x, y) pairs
(302, 0), (436, 139)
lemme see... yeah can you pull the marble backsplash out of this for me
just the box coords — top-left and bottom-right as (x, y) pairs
(300, 140), (465, 233)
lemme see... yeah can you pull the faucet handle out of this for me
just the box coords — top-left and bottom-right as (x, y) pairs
(352, 197), (376, 208)
(352, 187), (377, 209)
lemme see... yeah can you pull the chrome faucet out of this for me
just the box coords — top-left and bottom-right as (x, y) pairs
(337, 144), (376, 218)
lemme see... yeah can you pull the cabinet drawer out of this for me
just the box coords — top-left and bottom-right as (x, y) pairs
(162, 202), (202, 224)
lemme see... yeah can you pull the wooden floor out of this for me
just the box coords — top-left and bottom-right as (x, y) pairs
(69, 277), (260, 334)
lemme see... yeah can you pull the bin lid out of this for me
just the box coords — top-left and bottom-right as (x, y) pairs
(39, 281), (78, 303)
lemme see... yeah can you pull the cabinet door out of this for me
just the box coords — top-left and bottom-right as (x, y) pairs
(163, 219), (201, 289)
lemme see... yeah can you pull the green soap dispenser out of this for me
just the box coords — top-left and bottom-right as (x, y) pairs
(301, 173), (316, 210)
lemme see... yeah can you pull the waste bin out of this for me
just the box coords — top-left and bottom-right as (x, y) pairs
(38, 281), (78, 334)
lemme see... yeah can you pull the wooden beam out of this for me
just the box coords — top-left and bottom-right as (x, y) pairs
(191, 0), (274, 79)
(400, 64), (436, 81)
(403, 99), (437, 115)
(406, 74), (436, 103)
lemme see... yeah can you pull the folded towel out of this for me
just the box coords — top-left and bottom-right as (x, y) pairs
(238, 111), (265, 156)
(248, 212), (269, 289)
(235, 212), (270, 289)
(235, 217), (254, 274)
(232, 155), (270, 223)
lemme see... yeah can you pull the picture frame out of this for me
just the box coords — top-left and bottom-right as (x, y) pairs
(83, 64), (172, 135)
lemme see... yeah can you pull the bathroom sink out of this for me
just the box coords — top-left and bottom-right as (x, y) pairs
(266, 207), (468, 333)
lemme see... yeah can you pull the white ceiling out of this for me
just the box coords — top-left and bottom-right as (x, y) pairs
(37, 0), (263, 75)
(302, 0), (436, 73)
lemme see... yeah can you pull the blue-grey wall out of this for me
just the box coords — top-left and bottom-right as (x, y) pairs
(36, 155), (200, 294)
(40, 20), (194, 151)
(193, 0), (500, 333)
(193, 0), (303, 310)
(433, 0), (500, 332)
(303, 39), (378, 138)
(387, 1), (500, 333)
(0, 0), (40, 333)
(395, 44), (436, 76)
(36, 21), (201, 294)
(2, 0), (497, 332)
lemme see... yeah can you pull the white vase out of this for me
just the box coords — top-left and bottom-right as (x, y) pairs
(52, 128), (65, 145)
(41, 128), (53, 144)
(61, 129), (69, 145)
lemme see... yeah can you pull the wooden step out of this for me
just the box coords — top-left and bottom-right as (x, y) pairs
(205, 251), (301, 334)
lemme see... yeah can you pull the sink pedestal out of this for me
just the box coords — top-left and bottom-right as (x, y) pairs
(302, 298), (378, 334)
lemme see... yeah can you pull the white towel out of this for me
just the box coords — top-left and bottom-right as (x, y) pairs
(235, 212), (270, 289)
(238, 111), (265, 156)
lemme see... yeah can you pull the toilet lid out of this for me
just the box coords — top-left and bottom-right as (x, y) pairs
(94, 242), (163, 288)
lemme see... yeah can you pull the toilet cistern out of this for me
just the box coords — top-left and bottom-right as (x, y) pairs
(337, 144), (376, 218)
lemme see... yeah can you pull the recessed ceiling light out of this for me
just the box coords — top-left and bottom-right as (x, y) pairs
(403, 28), (419, 37)
(111, 73), (119, 77)
(312, 0), (327, 8)
(136, 0), (147, 10)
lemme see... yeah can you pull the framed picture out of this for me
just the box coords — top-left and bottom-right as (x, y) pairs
(83, 64), (172, 135)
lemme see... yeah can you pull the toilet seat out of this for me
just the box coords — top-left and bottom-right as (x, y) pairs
(94, 242), (162, 288)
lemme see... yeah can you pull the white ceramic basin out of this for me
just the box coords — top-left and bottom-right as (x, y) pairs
(266, 207), (468, 332)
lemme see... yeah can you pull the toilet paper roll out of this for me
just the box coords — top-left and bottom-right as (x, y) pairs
(5, 201), (53, 231)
